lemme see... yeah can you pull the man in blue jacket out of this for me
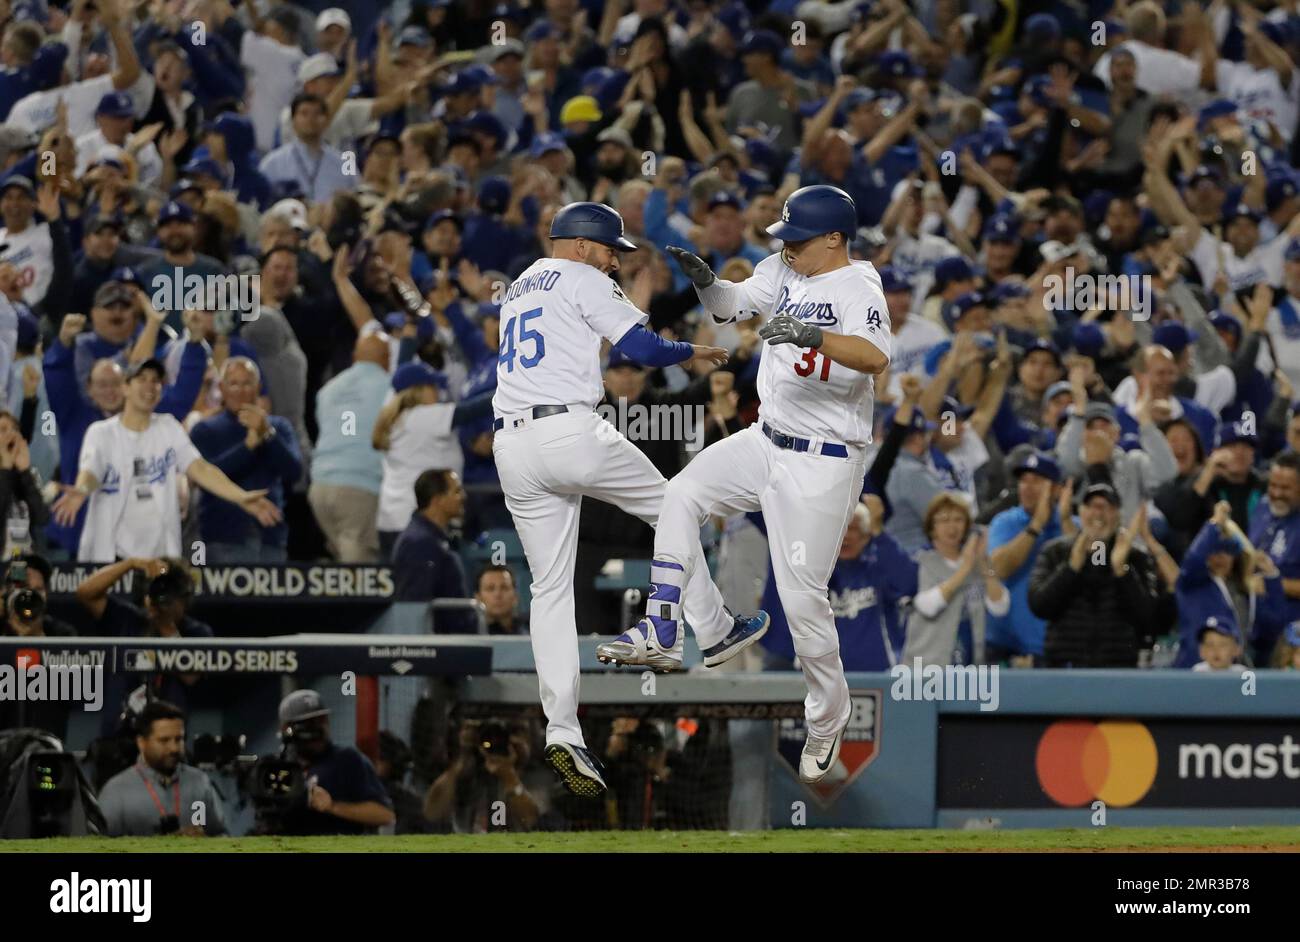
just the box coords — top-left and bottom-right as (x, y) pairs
(1249, 452), (1300, 664)
(392, 468), (473, 632)
(190, 357), (302, 562)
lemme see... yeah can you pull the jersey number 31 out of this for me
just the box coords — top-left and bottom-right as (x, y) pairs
(499, 307), (546, 372)
(794, 349), (831, 382)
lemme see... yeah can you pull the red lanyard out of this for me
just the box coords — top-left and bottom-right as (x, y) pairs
(136, 766), (181, 821)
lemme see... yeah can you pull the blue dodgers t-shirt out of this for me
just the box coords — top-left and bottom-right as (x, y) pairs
(761, 530), (918, 671)
(283, 743), (393, 835)
(985, 506), (1067, 656)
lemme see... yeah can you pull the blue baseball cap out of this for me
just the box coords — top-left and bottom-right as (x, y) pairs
(464, 111), (508, 147)
(739, 29), (783, 57)
(707, 190), (746, 212)
(1188, 164), (1225, 188)
(943, 291), (986, 330)
(932, 256), (976, 290)
(940, 395), (975, 421)
(878, 265), (912, 294)
(1266, 173), (1299, 212)
(477, 175), (511, 214)
(397, 25), (433, 47)
(156, 200), (194, 225)
(425, 208), (463, 232)
(95, 91), (135, 118)
(717, 1), (752, 38)
(1223, 202), (1262, 225)
(529, 131), (567, 159)
(1012, 450), (1061, 482)
(878, 50), (921, 77)
(1197, 615), (1239, 642)
(1216, 419), (1259, 449)
(1210, 311), (1243, 343)
(1024, 13), (1062, 41)
(581, 67), (617, 91)
(892, 407), (936, 434)
(181, 156), (224, 181)
(1152, 321), (1196, 354)
(1072, 321), (1105, 357)
(524, 19), (559, 42)
(1041, 380), (1074, 409)
(392, 361), (447, 392)
(1023, 337), (1062, 365)
(1197, 98), (1237, 129)
(983, 213), (1020, 243)
(987, 281), (1031, 304)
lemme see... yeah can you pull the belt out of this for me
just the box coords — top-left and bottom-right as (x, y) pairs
(493, 404), (570, 431)
(761, 422), (849, 458)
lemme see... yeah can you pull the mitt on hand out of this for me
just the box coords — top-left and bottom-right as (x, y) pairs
(666, 245), (716, 288)
(759, 313), (823, 349)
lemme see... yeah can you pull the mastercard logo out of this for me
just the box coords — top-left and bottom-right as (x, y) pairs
(1036, 720), (1158, 807)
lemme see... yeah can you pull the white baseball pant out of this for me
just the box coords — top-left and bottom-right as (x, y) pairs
(652, 424), (866, 738)
(493, 407), (732, 747)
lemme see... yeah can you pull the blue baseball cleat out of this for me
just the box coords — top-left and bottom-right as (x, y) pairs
(701, 611), (770, 667)
(544, 742), (608, 799)
(595, 616), (683, 672)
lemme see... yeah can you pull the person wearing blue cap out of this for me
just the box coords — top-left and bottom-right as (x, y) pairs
(0, 176), (60, 310)
(132, 200), (230, 333)
(986, 450), (1072, 665)
(878, 264), (944, 386)
(882, 386), (950, 555)
(75, 92), (164, 187)
(1200, 17), (1298, 148)
(1190, 617), (1246, 672)
(258, 93), (357, 206)
(1249, 452), (1300, 662)
(1175, 502), (1281, 669)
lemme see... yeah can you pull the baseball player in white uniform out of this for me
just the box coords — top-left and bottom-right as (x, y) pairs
(492, 202), (733, 799)
(596, 185), (892, 783)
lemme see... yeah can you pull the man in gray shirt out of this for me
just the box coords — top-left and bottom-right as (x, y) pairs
(725, 30), (817, 161)
(98, 700), (226, 837)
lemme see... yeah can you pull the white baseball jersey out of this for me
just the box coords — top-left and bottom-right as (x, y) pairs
(701, 254), (892, 446)
(76, 413), (201, 562)
(1190, 229), (1288, 293)
(493, 258), (647, 415)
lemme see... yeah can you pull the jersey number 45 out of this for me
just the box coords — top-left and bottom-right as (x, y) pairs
(499, 307), (546, 372)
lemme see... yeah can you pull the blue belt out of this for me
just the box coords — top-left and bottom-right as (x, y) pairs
(493, 404), (569, 431)
(761, 422), (849, 458)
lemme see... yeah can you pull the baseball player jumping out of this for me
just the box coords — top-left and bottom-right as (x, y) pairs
(493, 202), (741, 799)
(596, 185), (892, 783)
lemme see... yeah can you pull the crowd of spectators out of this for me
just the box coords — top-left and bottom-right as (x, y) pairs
(0, 0), (1296, 677)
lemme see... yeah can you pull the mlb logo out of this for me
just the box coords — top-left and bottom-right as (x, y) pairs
(775, 690), (883, 807)
(123, 649), (157, 671)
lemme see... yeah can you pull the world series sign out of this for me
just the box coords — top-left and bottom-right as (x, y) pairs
(775, 689), (883, 807)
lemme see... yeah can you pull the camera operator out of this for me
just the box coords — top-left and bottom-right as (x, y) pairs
(275, 690), (395, 835)
(0, 554), (77, 738)
(423, 718), (543, 832)
(78, 557), (212, 732)
(1, 554), (74, 638)
(96, 700), (226, 837)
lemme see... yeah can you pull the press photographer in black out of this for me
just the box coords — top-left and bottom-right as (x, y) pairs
(0, 554), (77, 737)
(423, 718), (543, 832)
(96, 700), (226, 837)
(77, 557), (213, 732)
(275, 690), (395, 835)
(1, 554), (75, 639)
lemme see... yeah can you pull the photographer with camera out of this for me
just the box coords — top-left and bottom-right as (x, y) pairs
(0, 410), (48, 558)
(274, 690), (395, 835)
(78, 557), (212, 731)
(1, 554), (74, 639)
(96, 700), (226, 837)
(423, 718), (543, 833)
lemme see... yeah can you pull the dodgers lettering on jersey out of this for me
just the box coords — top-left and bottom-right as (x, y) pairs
(492, 258), (648, 415)
(731, 254), (891, 446)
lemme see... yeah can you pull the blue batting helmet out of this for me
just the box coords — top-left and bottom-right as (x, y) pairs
(550, 201), (637, 250)
(766, 185), (858, 242)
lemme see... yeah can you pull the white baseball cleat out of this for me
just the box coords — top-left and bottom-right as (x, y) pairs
(799, 716), (849, 784)
(595, 616), (684, 672)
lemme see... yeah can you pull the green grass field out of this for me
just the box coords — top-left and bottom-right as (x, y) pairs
(4, 826), (1298, 853)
